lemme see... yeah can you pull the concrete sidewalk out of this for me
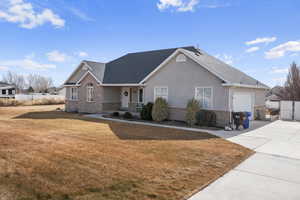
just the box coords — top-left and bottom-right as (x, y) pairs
(189, 120), (300, 200)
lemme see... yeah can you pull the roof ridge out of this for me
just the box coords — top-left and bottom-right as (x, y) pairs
(126, 46), (196, 55)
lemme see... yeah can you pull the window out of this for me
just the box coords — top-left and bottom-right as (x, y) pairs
(195, 87), (213, 109)
(2, 90), (6, 95)
(138, 88), (144, 103)
(176, 54), (187, 62)
(70, 87), (78, 100)
(154, 87), (168, 101)
(86, 83), (95, 102)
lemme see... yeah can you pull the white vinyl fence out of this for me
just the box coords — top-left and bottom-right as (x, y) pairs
(280, 101), (300, 121)
(15, 93), (65, 101)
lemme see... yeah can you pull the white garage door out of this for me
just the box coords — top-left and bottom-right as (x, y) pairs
(233, 92), (253, 119)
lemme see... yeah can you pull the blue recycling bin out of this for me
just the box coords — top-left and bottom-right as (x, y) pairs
(243, 112), (251, 129)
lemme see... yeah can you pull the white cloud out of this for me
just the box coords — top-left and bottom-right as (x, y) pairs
(245, 46), (260, 53)
(0, 66), (8, 70)
(0, 56), (56, 70)
(199, 3), (231, 8)
(270, 67), (289, 74)
(47, 50), (69, 62)
(0, 0), (65, 29)
(77, 51), (89, 57)
(215, 54), (233, 65)
(245, 37), (277, 46)
(69, 8), (94, 21)
(265, 40), (300, 59)
(157, 0), (199, 12)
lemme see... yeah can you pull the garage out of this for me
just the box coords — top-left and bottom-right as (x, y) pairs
(232, 92), (254, 119)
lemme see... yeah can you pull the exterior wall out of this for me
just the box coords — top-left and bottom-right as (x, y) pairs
(66, 73), (103, 113)
(143, 54), (230, 126)
(102, 87), (121, 111)
(144, 54), (229, 111)
(65, 76), (122, 113)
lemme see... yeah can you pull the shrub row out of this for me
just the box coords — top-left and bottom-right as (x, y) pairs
(0, 98), (65, 107)
(128, 98), (217, 127)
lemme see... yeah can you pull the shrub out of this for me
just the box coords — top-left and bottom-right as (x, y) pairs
(112, 112), (119, 117)
(185, 99), (200, 126)
(207, 111), (217, 127)
(196, 110), (217, 127)
(196, 110), (207, 126)
(152, 97), (169, 122)
(123, 112), (133, 119)
(140, 102), (153, 120)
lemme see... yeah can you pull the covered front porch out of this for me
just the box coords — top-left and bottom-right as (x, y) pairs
(120, 86), (144, 112)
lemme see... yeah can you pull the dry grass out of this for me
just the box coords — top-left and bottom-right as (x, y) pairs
(0, 98), (65, 107)
(0, 105), (253, 200)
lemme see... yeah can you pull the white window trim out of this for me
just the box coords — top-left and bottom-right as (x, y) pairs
(194, 87), (214, 109)
(154, 86), (168, 102)
(86, 85), (95, 102)
(69, 87), (78, 101)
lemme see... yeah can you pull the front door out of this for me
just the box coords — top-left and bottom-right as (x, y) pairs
(121, 87), (130, 108)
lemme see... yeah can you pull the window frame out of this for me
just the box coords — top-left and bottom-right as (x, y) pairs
(86, 83), (95, 102)
(194, 87), (213, 109)
(70, 87), (78, 101)
(154, 86), (168, 102)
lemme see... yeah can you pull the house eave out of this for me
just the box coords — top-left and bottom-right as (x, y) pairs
(64, 83), (145, 87)
(222, 83), (270, 90)
(101, 83), (146, 87)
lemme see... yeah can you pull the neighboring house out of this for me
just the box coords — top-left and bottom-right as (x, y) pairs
(64, 46), (269, 126)
(0, 82), (16, 99)
(48, 86), (66, 96)
(265, 86), (283, 110)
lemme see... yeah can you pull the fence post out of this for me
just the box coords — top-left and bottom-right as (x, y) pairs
(292, 101), (295, 121)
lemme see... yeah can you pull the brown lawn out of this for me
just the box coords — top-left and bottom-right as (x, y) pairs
(0, 105), (253, 200)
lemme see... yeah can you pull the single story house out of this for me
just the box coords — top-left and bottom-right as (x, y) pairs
(64, 46), (269, 126)
(0, 82), (16, 99)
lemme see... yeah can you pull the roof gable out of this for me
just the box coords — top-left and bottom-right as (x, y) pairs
(103, 46), (198, 84)
(64, 60), (105, 85)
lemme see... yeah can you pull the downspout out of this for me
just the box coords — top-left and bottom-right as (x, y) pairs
(228, 87), (232, 126)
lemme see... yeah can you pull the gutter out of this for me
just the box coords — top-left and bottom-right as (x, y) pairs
(222, 83), (269, 90)
(64, 83), (145, 87)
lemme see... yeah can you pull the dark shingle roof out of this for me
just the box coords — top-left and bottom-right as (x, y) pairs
(103, 46), (198, 84)
(69, 46), (268, 88)
(182, 49), (268, 88)
(0, 81), (14, 87)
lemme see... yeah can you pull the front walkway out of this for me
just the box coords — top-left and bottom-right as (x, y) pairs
(189, 120), (300, 200)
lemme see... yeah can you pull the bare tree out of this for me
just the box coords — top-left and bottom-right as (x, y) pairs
(2, 72), (54, 93)
(2, 71), (26, 91)
(26, 74), (53, 93)
(280, 62), (300, 101)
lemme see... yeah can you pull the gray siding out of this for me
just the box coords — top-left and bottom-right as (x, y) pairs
(144, 54), (229, 111)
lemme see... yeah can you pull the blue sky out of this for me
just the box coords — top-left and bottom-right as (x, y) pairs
(0, 0), (300, 87)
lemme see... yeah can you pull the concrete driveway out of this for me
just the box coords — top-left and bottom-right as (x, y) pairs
(189, 120), (300, 200)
